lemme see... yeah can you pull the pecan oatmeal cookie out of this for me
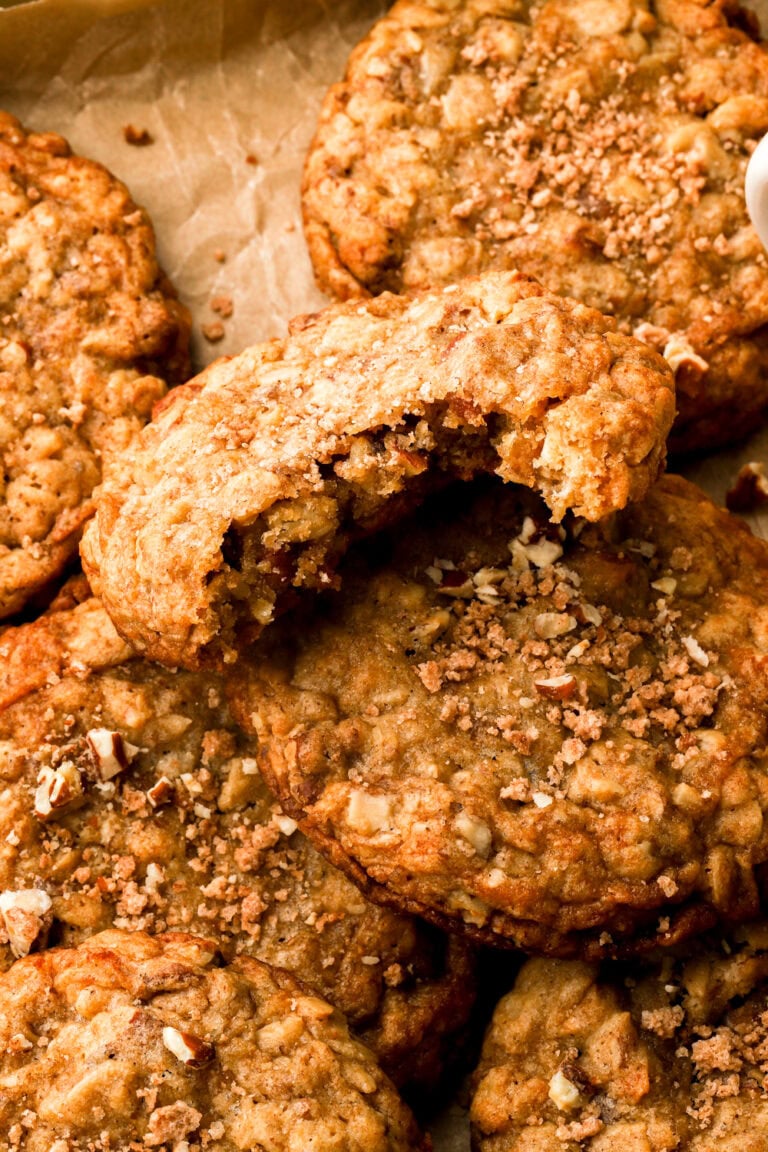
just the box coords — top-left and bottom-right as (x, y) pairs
(0, 929), (428, 1152)
(0, 112), (190, 620)
(471, 923), (768, 1151)
(302, 0), (768, 452)
(81, 270), (673, 669)
(233, 474), (768, 957)
(0, 593), (475, 1091)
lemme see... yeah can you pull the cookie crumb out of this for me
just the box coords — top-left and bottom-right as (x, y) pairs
(726, 462), (768, 513)
(210, 295), (233, 319)
(202, 322), (225, 344)
(123, 124), (153, 146)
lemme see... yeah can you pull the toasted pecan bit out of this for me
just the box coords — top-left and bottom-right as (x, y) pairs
(522, 539), (564, 568)
(534, 674), (577, 700)
(651, 576), (677, 595)
(34, 761), (85, 820)
(273, 813), (298, 837)
(681, 635), (709, 668)
(86, 729), (139, 781)
(0, 889), (52, 958)
(534, 612), (577, 640)
(162, 1026), (215, 1068)
(663, 336), (708, 382)
(146, 775), (175, 808)
(548, 1068), (582, 1111)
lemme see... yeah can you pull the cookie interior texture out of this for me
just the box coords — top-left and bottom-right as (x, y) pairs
(0, 929), (428, 1151)
(471, 922), (768, 1150)
(0, 112), (190, 620)
(232, 474), (768, 957)
(0, 587), (476, 1091)
(81, 271), (673, 669)
(302, 0), (768, 452)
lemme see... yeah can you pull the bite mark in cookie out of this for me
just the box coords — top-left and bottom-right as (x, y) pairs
(81, 271), (673, 668)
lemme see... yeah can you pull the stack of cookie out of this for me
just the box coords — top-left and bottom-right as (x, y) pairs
(2, 1), (768, 1149)
(0, 113), (461, 1150)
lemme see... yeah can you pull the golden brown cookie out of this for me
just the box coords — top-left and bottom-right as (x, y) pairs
(81, 270), (673, 669)
(471, 923), (768, 1151)
(0, 112), (190, 620)
(232, 474), (768, 957)
(302, 0), (768, 452)
(0, 929), (428, 1151)
(0, 594), (475, 1091)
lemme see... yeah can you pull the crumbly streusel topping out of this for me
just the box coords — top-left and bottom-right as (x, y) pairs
(240, 475), (768, 955)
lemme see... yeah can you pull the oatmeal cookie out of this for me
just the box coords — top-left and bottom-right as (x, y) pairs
(0, 595), (476, 1091)
(302, 0), (768, 452)
(471, 922), (768, 1151)
(81, 270), (673, 669)
(0, 112), (190, 619)
(233, 474), (768, 957)
(0, 929), (427, 1152)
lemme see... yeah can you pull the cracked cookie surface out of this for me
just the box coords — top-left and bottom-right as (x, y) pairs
(81, 271), (673, 669)
(0, 113), (190, 619)
(302, 0), (768, 452)
(0, 587), (475, 1091)
(0, 929), (428, 1152)
(471, 922), (768, 1150)
(232, 474), (768, 957)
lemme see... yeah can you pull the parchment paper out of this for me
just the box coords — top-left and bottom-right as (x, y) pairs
(1, 1), (767, 1146)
